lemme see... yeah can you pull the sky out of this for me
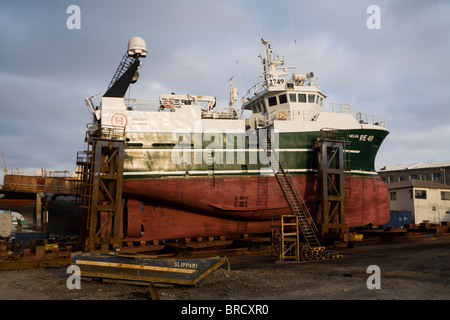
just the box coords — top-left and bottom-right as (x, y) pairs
(1, 0), (449, 183)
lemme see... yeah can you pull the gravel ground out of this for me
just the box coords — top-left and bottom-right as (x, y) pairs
(1, 237), (449, 302)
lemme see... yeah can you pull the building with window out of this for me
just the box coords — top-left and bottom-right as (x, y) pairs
(387, 180), (450, 225)
(377, 161), (450, 185)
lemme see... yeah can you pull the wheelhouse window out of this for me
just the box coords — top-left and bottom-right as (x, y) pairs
(308, 94), (315, 103)
(268, 96), (277, 107)
(318, 96), (324, 106)
(279, 94), (288, 104)
(289, 93), (297, 103)
(298, 93), (306, 103)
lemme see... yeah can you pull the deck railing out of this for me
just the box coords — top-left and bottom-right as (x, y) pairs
(266, 102), (386, 128)
(322, 102), (386, 127)
(244, 81), (266, 101)
(124, 98), (161, 111)
(2, 170), (78, 194)
(85, 123), (125, 140)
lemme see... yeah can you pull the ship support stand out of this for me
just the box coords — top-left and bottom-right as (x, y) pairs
(76, 124), (125, 252)
(314, 135), (350, 242)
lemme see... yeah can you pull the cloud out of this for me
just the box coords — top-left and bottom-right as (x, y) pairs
(0, 0), (449, 185)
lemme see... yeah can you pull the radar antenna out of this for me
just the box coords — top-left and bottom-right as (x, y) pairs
(103, 37), (147, 98)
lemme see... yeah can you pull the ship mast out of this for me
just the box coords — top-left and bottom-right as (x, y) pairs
(259, 39), (292, 83)
(229, 77), (238, 110)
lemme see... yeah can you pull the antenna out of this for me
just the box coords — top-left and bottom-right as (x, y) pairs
(229, 31), (245, 108)
(286, 1), (302, 72)
(251, 0), (265, 60)
(252, 0), (263, 38)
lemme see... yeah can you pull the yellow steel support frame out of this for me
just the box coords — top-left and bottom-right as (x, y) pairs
(77, 125), (124, 252)
(315, 137), (349, 240)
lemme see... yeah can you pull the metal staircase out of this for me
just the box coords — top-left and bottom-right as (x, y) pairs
(103, 53), (141, 98)
(107, 53), (137, 90)
(261, 129), (321, 248)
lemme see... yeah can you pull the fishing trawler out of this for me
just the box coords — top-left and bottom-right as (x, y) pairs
(82, 37), (389, 242)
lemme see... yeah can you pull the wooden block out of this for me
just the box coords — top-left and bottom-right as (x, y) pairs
(35, 246), (45, 260)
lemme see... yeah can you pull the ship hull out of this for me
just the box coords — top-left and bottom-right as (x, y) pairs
(115, 124), (390, 241)
(121, 173), (389, 241)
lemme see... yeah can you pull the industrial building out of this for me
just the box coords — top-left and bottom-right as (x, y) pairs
(377, 160), (450, 185)
(377, 161), (450, 226)
(386, 180), (450, 226)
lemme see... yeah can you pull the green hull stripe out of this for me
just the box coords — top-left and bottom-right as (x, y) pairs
(123, 128), (388, 175)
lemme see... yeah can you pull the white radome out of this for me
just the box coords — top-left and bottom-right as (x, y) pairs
(128, 36), (147, 58)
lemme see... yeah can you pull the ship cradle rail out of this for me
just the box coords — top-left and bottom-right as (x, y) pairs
(267, 102), (386, 128)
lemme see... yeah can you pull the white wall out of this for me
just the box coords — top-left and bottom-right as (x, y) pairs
(388, 187), (450, 224)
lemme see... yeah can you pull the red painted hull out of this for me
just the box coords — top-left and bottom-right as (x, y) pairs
(120, 174), (389, 241)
